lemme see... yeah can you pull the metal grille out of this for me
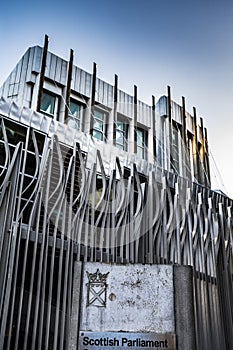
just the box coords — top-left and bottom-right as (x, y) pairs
(0, 115), (233, 349)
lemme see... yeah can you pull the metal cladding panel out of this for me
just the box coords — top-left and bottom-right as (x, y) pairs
(156, 95), (167, 117)
(30, 110), (44, 129)
(45, 51), (51, 78)
(49, 53), (58, 81)
(44, 52), (67, 86)
(40, 114), (52, 133)
(95, 78), (113, 107)
(186, 112), (194, 134)
(60, 59), (68, 85)
(20, 106), (34, 126)
(9, 63), (18, 85)
(17, 50), (31, 103)
(138, 100), (152, 128)
(13, 83), (19, 96)
(72, 66), (79, 91)
(8, 83), (14, 97)
(20, 48), (30, 82)
(0, 97), (11, 115)
(96, 78), (103, 103)
(9, 58), (19, 84)
(108, 82), (113, 104)
(171, 100), (182, 124)
(72, 67), (91, 97)
(32, 45), (43, 73)
(54, 57), (63, 82)
(118, 90), (133, 118)
(8, 101), (21, 123)
(198, 125), (202, 143)
(25, 47), (36, 82)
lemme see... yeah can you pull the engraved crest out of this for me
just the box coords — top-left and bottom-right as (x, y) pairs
(86, 269), (109, 307)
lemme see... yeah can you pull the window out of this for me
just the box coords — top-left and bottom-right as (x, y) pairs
(40, 91), (58, 117)
(172, 124), (180, 173)
(66, 100), (82, 130)
(198, 142), (205, 185)
(137, 127), (147, 159)
(187, 131), (193, 175)
(93, 109), (107, 141)
(116, 119), (128, 151)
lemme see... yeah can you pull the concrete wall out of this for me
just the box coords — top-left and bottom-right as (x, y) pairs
(81, 263), (175, 333)
(69, 262), (196, 350)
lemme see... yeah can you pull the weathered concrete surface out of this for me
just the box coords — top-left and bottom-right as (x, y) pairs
(80, 263), (175, 333)
(174, 265), (196, 350)
(68, 261), (83, 349)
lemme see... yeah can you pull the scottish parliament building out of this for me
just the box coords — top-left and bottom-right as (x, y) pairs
(0, 36), (232, 349)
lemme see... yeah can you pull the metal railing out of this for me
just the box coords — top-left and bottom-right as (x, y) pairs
(0, 116), (232, 349)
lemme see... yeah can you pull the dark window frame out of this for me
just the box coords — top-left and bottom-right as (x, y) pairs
(93, 107), (108, 142)
(136, 126), (148, 160)
(116, 115), (128, 151)
(40, 89), (60, 118)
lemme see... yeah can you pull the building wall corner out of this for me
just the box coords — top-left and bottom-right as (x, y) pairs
(173, 265), (196, 350)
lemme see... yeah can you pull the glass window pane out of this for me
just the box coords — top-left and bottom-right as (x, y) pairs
(94, 110), (104, 120)
(93, 119), (104, 131)
(93, 130), (103, 141)
(137, 128), (147, 159)
(137, 129), (144, 147)
(116, 130), (124, 144)
(41, 92), (55, 115)
(69, 102), (80, 118)
(116, 118), (128, 151)
(93, 109), (107, 142)
(117, 121), (124, 131)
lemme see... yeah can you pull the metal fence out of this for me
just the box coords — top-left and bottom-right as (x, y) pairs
(0, 115), (233, 349)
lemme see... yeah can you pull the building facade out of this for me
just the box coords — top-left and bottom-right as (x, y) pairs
(0, 36), (232, 349)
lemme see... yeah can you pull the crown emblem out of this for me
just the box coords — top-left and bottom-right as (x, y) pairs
(86, 269), (109, 283)
(86, 269), (110, 307)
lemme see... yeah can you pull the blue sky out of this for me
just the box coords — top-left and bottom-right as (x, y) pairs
(1, 0), (233, 197)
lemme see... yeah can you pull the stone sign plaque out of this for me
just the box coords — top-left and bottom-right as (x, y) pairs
(79, 331), (176, 349)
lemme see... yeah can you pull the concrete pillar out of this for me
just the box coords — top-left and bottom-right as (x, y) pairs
(174, 265), (196, 350)
(69, 261), (83, 350)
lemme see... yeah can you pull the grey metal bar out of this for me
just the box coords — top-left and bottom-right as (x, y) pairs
(167, 86), (173, 171)
(113, 74), (118, 145)
(0, 113), (232, 349)
(204, 127), (211, 187)
(193, 107), (201, 183)
(36, 34), (49, 112)
(89, 62), (97, 135)
(65, 49), (74, 122)
(133, 85), (137, 154)
(152, 95), (156, 159)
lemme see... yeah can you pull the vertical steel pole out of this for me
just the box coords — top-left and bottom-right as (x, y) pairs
(181, 96), (187, 147)
(193, 107), (201, 183)
(133, 85), (137, 154)
(200, 117), (206, 185)
(64, 49), (74, 122)
(113, 74), (118, 145)
(167, 86), (173, 171)
(204, 127), (211, 187)
(89, 62), (97, 135)
(182, 96), (187, 178)
(36, 34), (49, 112)
(152, 95), (156, 159)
